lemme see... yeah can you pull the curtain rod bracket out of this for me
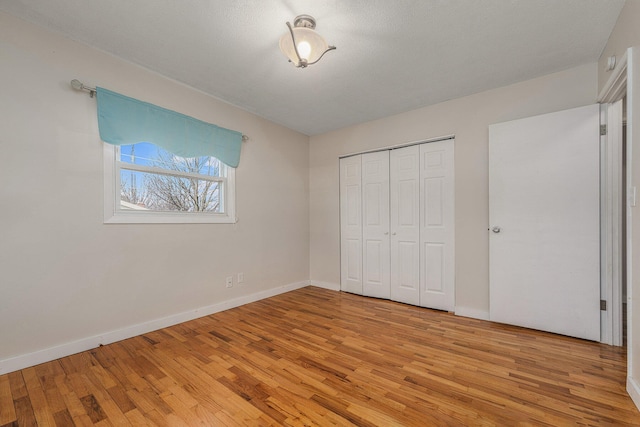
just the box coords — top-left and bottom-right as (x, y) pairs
(70, 79), (96, 97)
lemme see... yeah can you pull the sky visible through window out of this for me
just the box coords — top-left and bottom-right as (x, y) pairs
(120, 142), (220, 175)
(119, 142), (223, 213)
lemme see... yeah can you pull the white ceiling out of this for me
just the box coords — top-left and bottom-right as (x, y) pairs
(0, 0), (625, 135)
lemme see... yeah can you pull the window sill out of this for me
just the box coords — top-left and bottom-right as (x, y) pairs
(104, 212), (238, 224)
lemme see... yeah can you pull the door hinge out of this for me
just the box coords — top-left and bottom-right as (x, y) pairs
(600, 124), (607, 135)
(600, 299), (607, 311)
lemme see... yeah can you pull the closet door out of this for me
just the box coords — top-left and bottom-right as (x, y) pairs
(340, 155), (363, 295)
(390, 146), (421, 305)
(362, 151), (391, 299)
(420, 140), (455, 311)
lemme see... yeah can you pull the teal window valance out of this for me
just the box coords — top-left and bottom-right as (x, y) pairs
(96, 87), (243, 168)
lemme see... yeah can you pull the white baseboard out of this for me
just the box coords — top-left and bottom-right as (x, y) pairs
(310, 281), (340, 291)
(454, 306), (490, 321)
(629, 376), (640, 412)
(0, 280), (310, 375)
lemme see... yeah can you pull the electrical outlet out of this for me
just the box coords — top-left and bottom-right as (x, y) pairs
(237, 272), (244, 284)
(226, 276), (233, 288)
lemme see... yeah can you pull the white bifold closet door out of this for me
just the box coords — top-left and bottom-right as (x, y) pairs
(339, 139), (455, 312)
(362, 151), (391, 299)
(340, 155), (363, 295)
(390, 146), (421, 305)
(420, 141), (456, 311)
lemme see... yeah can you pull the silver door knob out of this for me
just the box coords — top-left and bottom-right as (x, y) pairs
(384, 232), (389, 235)
(492, 226), (501, 233)
(392, 232), (397, 235)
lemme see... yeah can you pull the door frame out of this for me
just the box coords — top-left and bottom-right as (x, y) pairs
(598, 52), (627, 347)
(598, 47), (640, 411)
(339, 135), (455, 159)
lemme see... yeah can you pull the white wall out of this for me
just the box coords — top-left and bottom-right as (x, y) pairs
(0, 12), (310, 372)
(309, 63), (597, 319)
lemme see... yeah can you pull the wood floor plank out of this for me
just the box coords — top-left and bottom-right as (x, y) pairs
(123, 408), (153, 426)
(13, 395), (37, 427)
(79, 394), (107, 424)
(2, 286), (639, 425)
(21, 368), (56, 427)
(0, 374), (16, 425)
(52, 408), (75, 427)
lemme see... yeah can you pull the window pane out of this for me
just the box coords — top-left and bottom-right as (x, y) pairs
(120, 142), (223, 177)
(120, 170), (222, 213)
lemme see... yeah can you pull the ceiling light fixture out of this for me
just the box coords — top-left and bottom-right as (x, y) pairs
(279, 15), (336, 68)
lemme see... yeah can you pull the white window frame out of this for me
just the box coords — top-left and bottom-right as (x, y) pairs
(103, 143), (237, 224)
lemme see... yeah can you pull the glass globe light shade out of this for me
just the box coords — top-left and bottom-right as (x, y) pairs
(279, 27), (331, 66)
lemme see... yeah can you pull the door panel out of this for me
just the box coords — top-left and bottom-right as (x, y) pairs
(362, 151), (390, 299)
(391, 146), (420, 305)
(365, 183), (383, 225)
(420, 140), (455, 311)
(345, 239), (360, 281)
(424, 243), (444, 292)
(489, 104), (600, 341)
(424, 178), (444, 226)
(340, 156), (363, 294)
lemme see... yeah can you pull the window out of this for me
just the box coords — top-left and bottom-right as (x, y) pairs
(104, 142), (236, 223)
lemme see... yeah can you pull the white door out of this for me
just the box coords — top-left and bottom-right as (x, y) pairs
(390, 146), (421, 305)
(489, 104), (600, 341)
(340, 155), (363, 295)
(420, 140), (455, 311)
(362, 151), (391, 299)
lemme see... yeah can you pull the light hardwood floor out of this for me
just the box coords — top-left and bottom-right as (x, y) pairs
(1, 286), (638, 426)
